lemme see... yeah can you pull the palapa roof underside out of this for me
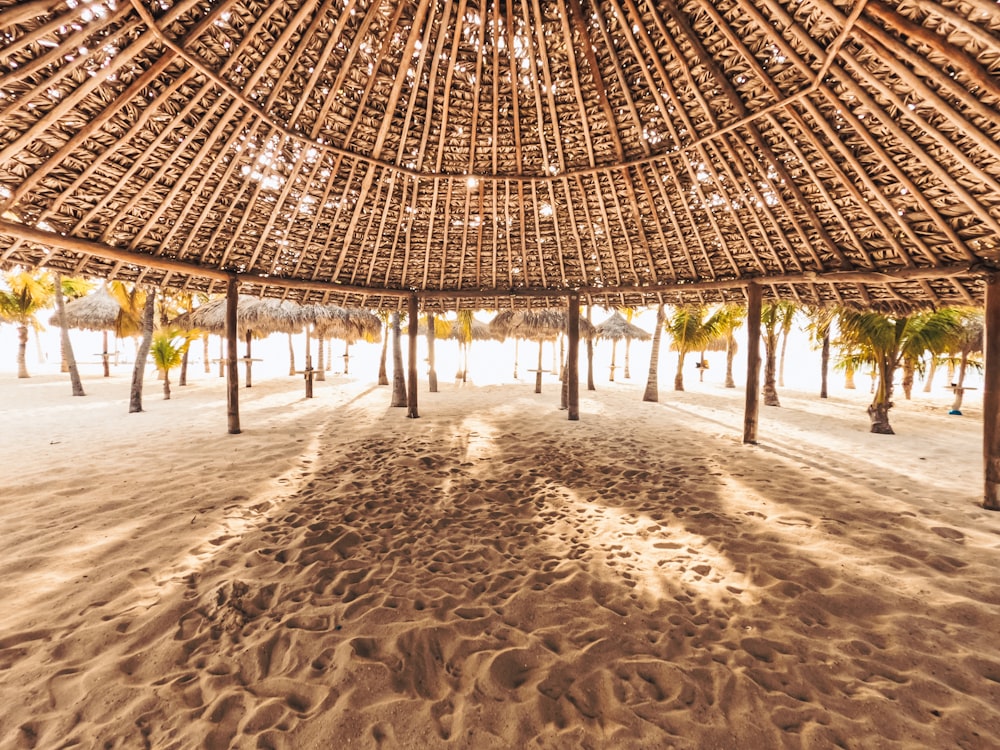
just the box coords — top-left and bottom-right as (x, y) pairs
(0, 0), (998, 311)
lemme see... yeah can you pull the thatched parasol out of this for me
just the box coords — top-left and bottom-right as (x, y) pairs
(48, 286), (124, 377)
(172, 296), (309, 386)
(489, 309), (594, 392)
(314, 307), (382, 376)
(595, 311), (651, 382)
(449, 318), (497, 342)
(49, 286), (121, 332)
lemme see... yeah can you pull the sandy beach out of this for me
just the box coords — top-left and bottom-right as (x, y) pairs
(1, 350), (999, 749)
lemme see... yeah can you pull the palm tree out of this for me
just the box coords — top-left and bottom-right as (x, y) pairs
(776, 303), (797, 388)
(390, 310), (406, 406)
(667, 305), (727, 391)
(452, 310), (475, 382)
(643, 303), (666, 402)
(837, 308), (961, 434)
(129, 288), (156, 413)
(53, 273), (86, 396)
(943, 309), (984, 414)
(376, 310), (390, 386)
(716, 304), (746, 389)
(0, 271), (55, 378)
(150, 329), (185, 399)
(804, 305), (836, 398)
(761, 301), (796, 407)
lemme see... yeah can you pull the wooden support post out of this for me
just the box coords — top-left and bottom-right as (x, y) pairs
(743, 282), (762, 444)
(244, 330), (253, 388)
(407, 294), (419, 418)
(567, 293), (580, 421)
(984, 275), (1000, 510)
(226, 276), (241, 435)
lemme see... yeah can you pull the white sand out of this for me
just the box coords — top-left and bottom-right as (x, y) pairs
(1, 351), (999, 749)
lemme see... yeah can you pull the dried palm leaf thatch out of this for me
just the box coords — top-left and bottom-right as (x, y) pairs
(0, 0), (997, 311)
(172, 296), (306, 337)
(490, 309), (595, 341)
(448, 318), (497, 342)
(313, 306), (382, 343)
(47, 286), (121, 332)
(594, 312), (651, 342)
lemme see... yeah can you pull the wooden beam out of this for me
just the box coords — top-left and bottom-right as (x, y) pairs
(226, 275), (241, 435)
(567, 293), (580, 421)
(407, 294), (419, 419)
(743, 282), (762, 444)
(984, 274), (1000, 510)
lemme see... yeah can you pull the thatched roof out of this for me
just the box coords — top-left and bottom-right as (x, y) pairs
(0, 1), (998, 311)
(449, 318), (497, 342)
(594, 311), (651, 342)
(172, 296), (306, 336)
(48, 286), (121, 332)
(491, 308), (595, 340)
(314, 307), (382, 342)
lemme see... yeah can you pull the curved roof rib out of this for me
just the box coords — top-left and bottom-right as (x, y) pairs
(0, 0), (997, 309)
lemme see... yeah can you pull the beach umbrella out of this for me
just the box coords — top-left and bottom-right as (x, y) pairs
(594, 311), (650, 382)
(490, 309), (594, 392)
(172, 296), (308, 386)
(48, 285), (124, 377)
(314, 307), (382, 376)
(448, 315), (497, 383)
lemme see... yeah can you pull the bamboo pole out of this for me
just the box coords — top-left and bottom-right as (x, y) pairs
(567, 293), (580, 421)
(226, 276), (240, 435)
(743, 282), (762, 444)
(407, 294), (419, 419)
(984, 275), (1000, 510)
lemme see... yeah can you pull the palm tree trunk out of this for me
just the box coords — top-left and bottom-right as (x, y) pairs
(179, 344), (189, 386)
(820, 329), (830, 398)
(902, 360), (915, 399)
(202, 333), (210, 374)
(778, 327), (789, 388)
(609, 339), (617, 382)
(462, 341), (469, 383)
(218, 337), (225, 378)
(163, 370), (171, 400)
(699, 349), (706, 382)
(16, 324), (29, 378)
(674, 350), (686, 391)
(535, 340), (544, 393)
(725, 331), (737, 388)
(378, 321), (389, 386)
(129, 290), (155, 413)
(245, 330), (254, 387)
(868, 356), (895, 434)
(316, 334), (326, 382)
(643, 304), (665, 402)
(326, 338), (332, 371)
(624, 338), (633, 379)
(54, 273), (85, 396)
(844, 360), (856, 389)
(391, 312), (406, 406)
(951, 351), (970, 412)
(102, 330), (111, 377)
(923, 355), (937, 393)
(288, 332), (296, 376)
(763, 330), (780, 407)
(586, 306), (595, 390)
(343, 341), (350, 375)
(427, 312), (438, 392)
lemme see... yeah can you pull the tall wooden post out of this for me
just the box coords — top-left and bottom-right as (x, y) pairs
(567, 293), (580, 420)
(427, 311), (438, 392)
(984, 275), (1000, 510)
(244, 330), (253, 388)
(226, 275), (241, 434)
(743, 282), (762, 444)
(407, 294), (419, 418)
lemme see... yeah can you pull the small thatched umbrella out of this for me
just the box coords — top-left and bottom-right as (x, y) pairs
(449, 315), (497, 383)
(594, 311), (650, 382)
(172, 296), (306, 386)
(314, 307), (382, 376)
(48, 286), (123, 377)
(490, 309), (594, 393)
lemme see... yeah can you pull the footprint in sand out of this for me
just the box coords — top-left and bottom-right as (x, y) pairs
(930, 526), (965, 543)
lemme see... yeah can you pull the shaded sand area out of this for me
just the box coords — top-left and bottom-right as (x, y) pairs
(2, 369), (1000, 749)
